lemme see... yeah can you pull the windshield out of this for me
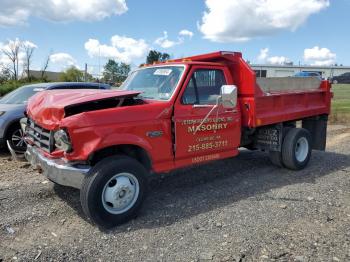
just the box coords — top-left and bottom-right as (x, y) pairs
(0, 85), (45, 104)
(121, 66), (185, 100)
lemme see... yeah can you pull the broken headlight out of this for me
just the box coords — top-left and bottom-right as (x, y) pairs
(54, 129), (72, 152)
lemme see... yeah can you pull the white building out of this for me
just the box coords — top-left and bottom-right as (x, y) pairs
(251, 64), (350, 79)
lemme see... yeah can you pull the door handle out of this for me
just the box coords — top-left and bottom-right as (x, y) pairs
(192, 104), (214, 109)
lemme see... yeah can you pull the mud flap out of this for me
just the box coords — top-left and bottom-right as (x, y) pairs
(254, 124), (283, 152)
(302, 114), (328, 151)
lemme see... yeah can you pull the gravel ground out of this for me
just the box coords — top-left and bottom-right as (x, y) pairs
(0, 125), (349, 262)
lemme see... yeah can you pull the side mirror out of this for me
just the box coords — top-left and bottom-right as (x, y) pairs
(220, 85), (237, 109)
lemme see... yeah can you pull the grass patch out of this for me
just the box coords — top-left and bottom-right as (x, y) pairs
(330, 84), (350, 123)
(332, 84), (350, 100)
(0, 81), (22, 96)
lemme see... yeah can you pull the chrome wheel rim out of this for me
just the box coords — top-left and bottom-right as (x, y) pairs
(295, 137), (308, 162)
(102, 173), (140, 215)
(11, 129), (25, 149)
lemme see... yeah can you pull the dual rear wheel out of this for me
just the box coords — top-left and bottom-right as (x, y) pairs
(269, 128), (312, 170)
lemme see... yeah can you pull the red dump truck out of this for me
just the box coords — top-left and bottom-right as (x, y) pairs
(23, 51), (332, 228)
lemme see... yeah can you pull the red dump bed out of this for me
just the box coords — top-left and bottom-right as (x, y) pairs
(175, 51), (332, 128)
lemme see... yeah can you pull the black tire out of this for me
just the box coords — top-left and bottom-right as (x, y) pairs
(282, 128), (312, 170)
(80, 155), (148, 229)
(268, 126), (293, 167)
(7, 124), (27, 152)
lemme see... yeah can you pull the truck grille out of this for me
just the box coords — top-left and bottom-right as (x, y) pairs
(26, 118), (54, 153)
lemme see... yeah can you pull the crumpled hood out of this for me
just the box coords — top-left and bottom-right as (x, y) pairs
(27, 89), (141, 129)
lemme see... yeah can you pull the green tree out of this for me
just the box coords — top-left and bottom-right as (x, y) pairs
(146, 50), (170, 64)
(103, 60), (130, 85)
(59, 66), (85, 82)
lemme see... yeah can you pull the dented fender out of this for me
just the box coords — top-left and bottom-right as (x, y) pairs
(62, 116), (174, 172)
(70, 132), (153, 162)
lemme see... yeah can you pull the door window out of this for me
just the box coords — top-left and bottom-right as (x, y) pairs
(182, 69), (226, 105)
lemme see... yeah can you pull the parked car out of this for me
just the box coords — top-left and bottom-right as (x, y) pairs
(0, 82), (110, 152)
(331, 72), (350, 84)
(294, 71), (322, 80)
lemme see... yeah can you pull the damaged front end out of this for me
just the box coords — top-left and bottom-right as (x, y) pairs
(22, 89), (147, 188)
(23, 89), (143, 152)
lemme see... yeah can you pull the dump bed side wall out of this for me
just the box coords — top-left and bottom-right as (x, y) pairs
(249, 80), (332, 128)
(257, 77), (322, 93)
(230, 56), (332, 128)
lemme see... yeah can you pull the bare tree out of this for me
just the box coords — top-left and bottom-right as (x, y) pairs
(41, 52), (51, 80)
(1, 39), (21, 80)
(22, 41), (36, 81)
(0, 64), (11, 83)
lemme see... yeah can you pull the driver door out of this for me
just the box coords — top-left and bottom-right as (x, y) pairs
(173, 66), (241, 168)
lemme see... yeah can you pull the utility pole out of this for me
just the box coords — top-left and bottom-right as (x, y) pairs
(84, 63), (88, 82)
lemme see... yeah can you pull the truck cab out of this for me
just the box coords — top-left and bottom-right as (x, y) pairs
(24, 51), (332, 228)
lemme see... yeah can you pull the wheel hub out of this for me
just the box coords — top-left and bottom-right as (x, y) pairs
(295, 137), (308, 162)
(102, 173), (140, 214)
(118, 189), (126, 198)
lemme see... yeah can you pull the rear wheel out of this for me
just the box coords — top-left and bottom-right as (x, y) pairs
(7, 125), (27, 152)
(282, 128), (312, 170)
(80, 156), (148, 228)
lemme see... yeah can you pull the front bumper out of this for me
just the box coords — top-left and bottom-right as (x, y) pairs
(25, 145), (91, 189)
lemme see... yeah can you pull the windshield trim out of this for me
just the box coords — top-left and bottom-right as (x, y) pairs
(122, 64), (187, 102)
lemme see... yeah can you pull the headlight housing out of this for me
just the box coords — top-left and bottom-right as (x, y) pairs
(0, 111), (6, 117)
(54, 129), (72, 152)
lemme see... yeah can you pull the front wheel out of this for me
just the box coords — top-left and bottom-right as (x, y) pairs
(80, 156), (148, 228)
(282, 128), (312, 170)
